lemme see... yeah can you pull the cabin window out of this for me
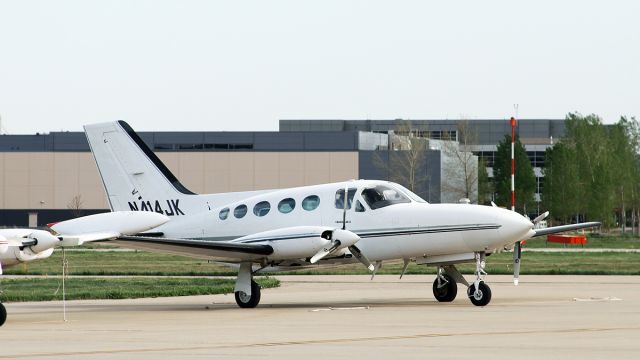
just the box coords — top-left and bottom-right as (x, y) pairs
(234, 204), (248, 218)
(253, 201), (271, 217)
(219, 207), (230, 220)
(302, 195), (320, 211)
(361, 185), (411, 210)
(334, 188), (357, 209)
(355, 200), (366, 212)
(278, 198), (296, 213)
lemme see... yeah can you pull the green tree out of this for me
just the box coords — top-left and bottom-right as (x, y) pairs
(612, 116), (640, 234)
(564, 113), (615, 226)
(543, 142), (580, 224)
(493, 134), (536, 213)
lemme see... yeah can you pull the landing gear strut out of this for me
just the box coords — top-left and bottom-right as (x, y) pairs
(467, 252), (492, 306)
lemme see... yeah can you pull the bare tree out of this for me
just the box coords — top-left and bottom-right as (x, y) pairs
(67, 194), (84, 218)
(372, 120), (430, 195)
(439, 120), (479, 203)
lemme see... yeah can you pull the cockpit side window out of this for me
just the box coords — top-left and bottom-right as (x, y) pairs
(361, 185), (411, 210)
(334, 188), (357, 209)
(355, 200), (365, 212)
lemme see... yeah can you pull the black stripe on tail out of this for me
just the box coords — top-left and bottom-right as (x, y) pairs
(117, 120), (196, 195)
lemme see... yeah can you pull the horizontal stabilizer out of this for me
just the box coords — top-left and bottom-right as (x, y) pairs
(532, 222), (600, 237)
(51, 211), (169, 236)
(59, 232), (121, 247)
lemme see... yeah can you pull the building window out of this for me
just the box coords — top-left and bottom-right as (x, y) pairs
(302, 195), (320, 211)
(253, 201), (271, 217)
(219, 207), (230, 220)
(234, 205), (248, 218)
(278, 198), (296, 214)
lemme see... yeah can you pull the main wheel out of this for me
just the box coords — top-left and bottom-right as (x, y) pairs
(468, 282), (492, 306)
(0, 302), (6, 327)
(433, 274), (457, 302)
(235, 280), (261, 308)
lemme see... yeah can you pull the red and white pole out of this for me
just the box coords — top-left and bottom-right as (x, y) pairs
(510, 117), (517, 212)
(511, 116), (521, 286)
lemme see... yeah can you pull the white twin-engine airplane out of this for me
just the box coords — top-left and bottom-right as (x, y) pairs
(83, 121), (599, 308)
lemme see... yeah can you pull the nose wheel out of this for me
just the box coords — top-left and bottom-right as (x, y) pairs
(467, 281), (492, 306)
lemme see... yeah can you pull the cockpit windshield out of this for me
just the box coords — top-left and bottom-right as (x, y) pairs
(361, 185), (411, 210)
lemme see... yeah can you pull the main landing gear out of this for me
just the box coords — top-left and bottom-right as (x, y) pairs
(0, 302), (6, 327)
(431, 252), (492, 307)
(234, 262), (261, 308)
(433, 270), (457, 302)
(235, 280), (261, 308)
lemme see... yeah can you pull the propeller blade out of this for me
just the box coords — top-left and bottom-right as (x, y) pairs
(342, 184), (348, 230)
(513, 241), (522, 285)
(532, 211), (549, 225)
(310, 240), (341, 264)
(348, 245), (374, 271)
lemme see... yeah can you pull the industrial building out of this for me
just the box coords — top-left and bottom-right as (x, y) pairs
(0, 119), (563, 227)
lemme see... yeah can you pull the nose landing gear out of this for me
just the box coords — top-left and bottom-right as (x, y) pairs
(467, 252), (492, 306)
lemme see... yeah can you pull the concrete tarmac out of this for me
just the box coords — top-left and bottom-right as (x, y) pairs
(1, 275), (640, 359)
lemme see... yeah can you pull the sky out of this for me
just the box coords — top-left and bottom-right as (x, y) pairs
(0, 0), (638, 134)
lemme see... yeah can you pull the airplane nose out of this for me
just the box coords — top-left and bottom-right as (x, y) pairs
(499, 210), (535, 243)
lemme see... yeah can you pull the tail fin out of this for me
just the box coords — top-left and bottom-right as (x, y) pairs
(84, 121), (196, 214)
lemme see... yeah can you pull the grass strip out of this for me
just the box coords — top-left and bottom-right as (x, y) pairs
(0, 277), (279, 303)
(5, 250), (640, 276)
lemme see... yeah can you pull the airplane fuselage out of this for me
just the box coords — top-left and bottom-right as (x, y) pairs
(143, 180), (534, 265)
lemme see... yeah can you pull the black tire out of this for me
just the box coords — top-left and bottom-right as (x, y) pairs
(468, 282), (492, 306)
(433, 274), (458, 302)
(0, 303), (6, 327)
(234, 280), (261, 308)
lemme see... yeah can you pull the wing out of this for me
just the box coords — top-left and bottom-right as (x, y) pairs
(532, 222), (600, 237)
(111, 235), (274, 262)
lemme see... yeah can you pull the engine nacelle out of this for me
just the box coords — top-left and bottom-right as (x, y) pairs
(232, 226), (361, 261)
(233, 226), (332, 260)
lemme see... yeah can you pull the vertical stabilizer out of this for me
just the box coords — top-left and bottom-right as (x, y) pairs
(84, 121), (197, 215)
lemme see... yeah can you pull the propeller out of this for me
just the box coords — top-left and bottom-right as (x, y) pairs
(311, 185), (374, 271)
(513, 211), (549, 285)
(309, 228), (359, 263)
